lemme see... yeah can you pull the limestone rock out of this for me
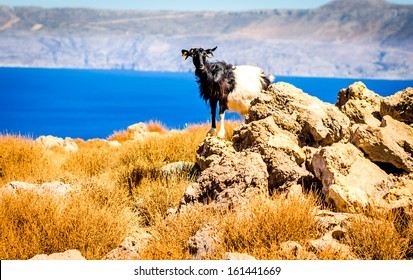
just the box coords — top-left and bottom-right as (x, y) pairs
(196, 136), (236, 171)
(248, 82), (350, 146)
(127, 122), (148, 141)
(279, 241), (317, 260)
(308, 233), (354, 258)
(160, 161), (198, 179)
(351, 115), (413, 173)
(30, 249), (85, 260)
(381, 87), (413, 124)
(180, 149), (268, 210)
(188, 224), (220, 260)
(233, 116), (310, 191)
(104, 230), (151, 260)
(36, 135), (78, 152)
(2, 181), (73, 196)
(336, 81), (382, 126)
(223, 252), (256, 260)
(312, 143), (388, 213)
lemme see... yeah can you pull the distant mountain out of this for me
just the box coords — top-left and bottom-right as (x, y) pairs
(0, 0), (412, 79)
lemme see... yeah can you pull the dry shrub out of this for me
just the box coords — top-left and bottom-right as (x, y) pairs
(62, 143), (114, 178)
(131, 177), (189, 226)
(108, 129), (132, 143)
(220, 194), (322, 259)
(146, 121), (168, 134)
(0, 180), (133, 260)
(0, 134), (59, 185)
(345, 210), (413, 260)
(139, 207), (214, 260)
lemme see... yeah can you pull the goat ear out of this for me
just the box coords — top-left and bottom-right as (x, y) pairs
(206, 46), (217, 58)
(181, 49), (191, 60)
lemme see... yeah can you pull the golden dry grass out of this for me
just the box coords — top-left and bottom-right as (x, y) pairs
(140, 193), (324, 260)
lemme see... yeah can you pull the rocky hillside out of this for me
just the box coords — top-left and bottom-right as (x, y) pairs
(0, 0), (413, 78)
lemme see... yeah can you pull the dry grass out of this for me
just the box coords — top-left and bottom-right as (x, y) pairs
(140, 194), (324, 260)
(344, 210), (413, 260)
(0, 180), (133, 260)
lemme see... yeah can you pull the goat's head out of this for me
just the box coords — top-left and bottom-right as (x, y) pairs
(181, 47), (217, 70)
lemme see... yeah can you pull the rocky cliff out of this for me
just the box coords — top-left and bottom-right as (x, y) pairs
(1, 0), (413, 78)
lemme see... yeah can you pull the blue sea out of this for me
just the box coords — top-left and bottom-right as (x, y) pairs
(0, 67), (412, 140)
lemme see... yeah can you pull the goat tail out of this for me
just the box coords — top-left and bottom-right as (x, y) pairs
(260, 69), (275, 90)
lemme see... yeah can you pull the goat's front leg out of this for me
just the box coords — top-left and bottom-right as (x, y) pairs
(208, 98), (217, 136)
(217, 104), (226, 138)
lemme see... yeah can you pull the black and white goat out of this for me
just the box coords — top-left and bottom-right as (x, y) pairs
(182, 46), (274, 138)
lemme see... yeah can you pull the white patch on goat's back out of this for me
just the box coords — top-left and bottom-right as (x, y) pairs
(227, 65), (265, 115)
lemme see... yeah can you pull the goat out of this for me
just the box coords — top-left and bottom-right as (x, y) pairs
(182, 46), (274, 138)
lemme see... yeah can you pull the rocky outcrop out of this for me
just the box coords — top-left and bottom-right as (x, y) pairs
(247, 82), (351, 147)
(36, 135), (78, 152)
(381, 87), (413, 125)
(179, 81), (413, 215)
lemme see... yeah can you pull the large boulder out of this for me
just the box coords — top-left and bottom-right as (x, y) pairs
(312, 143), (388, 213)
(351, 115), (413, 173)
(248, 82), (350, 147)
(381, 87), (413, 125)
(336, 81), (382, 126)
(180, 141), (268, 210)
(233, 116), (311, 191)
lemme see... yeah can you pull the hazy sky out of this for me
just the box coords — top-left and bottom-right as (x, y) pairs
(0, 0), (413, 11)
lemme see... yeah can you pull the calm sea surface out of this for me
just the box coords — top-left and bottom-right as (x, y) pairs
(0, 67), (412, 139)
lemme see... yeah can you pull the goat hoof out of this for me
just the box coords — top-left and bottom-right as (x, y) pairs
(207, 128), (216, 136)
(217, 131), (226, 139)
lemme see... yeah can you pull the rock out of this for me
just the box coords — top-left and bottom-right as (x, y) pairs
(248, 82), (350, 146)
(127, 122), (148, 141)
(2, 181), (73, 196)
(160, 161), (198, 179)
(36, 135), (78, 152)
(279, 241), (317, 260)
(315, 210), (354, 231)
(312, 143), (388, 213)
(350, 115), (413, 173)
(108, 140), (121, 147)
(336, 81), (382, 126)
(381, 87), (413, 124)
(308, 233), (354, 258)
(180, 149), (268, 210)
(378, 173), (413, 212)
(30, 249), (85, 260)
(188, 224), (220, 260)
(223, 252), (256, 260)
(327, 184), (370, 213)
(104, 236), (140, 260)
(233, 116), (310, 191)
(196, 136), (236, 171)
